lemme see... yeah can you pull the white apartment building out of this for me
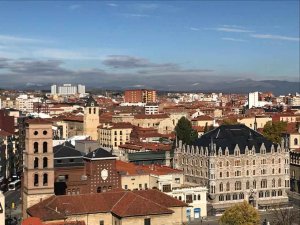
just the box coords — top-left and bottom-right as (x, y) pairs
(16, 95), (40, 113)
(51, 84), (86, 95)
(145, 103), (159, 115)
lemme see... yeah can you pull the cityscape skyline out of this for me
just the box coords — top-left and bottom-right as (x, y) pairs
(0, 1), (299, 90)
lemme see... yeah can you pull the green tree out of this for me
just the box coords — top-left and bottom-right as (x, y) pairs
(175, 117), (197, 144)
(262, 121), (287, 143)
(219, 201), (260, 225)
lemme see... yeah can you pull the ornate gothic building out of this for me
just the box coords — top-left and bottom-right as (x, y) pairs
(174, 124), (290, 213)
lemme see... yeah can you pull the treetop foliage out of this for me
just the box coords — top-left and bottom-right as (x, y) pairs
(219, 201), (260, 225)
(175, 117), (197, 145)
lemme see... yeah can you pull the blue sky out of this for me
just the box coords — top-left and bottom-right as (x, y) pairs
(0, 1), (299, 87)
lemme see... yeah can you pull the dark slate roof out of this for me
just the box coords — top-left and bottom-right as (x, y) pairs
(85, 96), (98, 107)
(84, 148), (117, 160)
(193, 124), (278, 154)
(54, 142), (83, 158)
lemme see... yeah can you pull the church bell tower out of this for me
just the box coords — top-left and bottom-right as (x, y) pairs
(83, 96), (100, 140)
(22, 118), (54, 218)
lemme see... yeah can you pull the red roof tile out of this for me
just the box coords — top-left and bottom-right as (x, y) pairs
(27, 189), (186, 220)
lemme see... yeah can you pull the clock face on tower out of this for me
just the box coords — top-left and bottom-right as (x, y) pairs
(101, 169), (108, 180)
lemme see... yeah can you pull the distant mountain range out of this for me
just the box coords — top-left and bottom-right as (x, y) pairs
(11, 78), (300, 95)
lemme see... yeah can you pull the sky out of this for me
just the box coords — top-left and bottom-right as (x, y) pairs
(0, 1), (299, 89)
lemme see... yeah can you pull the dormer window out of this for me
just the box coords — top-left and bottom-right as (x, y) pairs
(91, 103), (94, 107)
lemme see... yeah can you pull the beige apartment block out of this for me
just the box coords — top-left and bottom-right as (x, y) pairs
(191, 115), (214, 127)
(237, 116), (271, 129)
(98, 123), (133, 155)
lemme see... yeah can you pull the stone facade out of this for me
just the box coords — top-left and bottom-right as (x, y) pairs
(174, 125), (290, 213)
(83, 97), (100, 140)
(290, 150), (300, 194)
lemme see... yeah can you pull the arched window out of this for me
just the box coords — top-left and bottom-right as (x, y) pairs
(265, 191), (270, 197)
(294, 138), (298, 145)
(34, 157), (39, 168)
(226, 182), (230, 191)
(253, 180), (257, 189)
(198, 194), (201, 200)
(278, 190), (282, 196)
(235, 181), (241, 190)
(233, 194), (238, 200)
(246, 181), (250, 189)
(102, 186), (107, 192)
(43, 142), (48, 153)
(278, 178), (282, 187)
(219, 195), (224, 201)
(34, 174), (39, 186)
(226, 161), (229, 167)
(239, 193), (244, 199)
(97, 187), (101, 193)
(34, 142), (38, 153)
(43, 157), (48, 168)
(43, 173), (48, 186)
(259, 191), (264, 198)
(219, 183), (223, 192)
(272, 190), (276, 197)
(272, 179), (275, 187)
(226, 171), (229, 177)
(226, 194), (231, 200)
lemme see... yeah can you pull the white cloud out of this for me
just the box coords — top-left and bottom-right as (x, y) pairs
(190, 27), (200, 31)
(222, 37), (246, 42)
(0, 34), (47, 44)
(69, 4), (80, 10)
(120, 13), (149, 18)
(250, 34), (300, 42)
(214, 27), (252, 33)
(107, 3), (118, 7)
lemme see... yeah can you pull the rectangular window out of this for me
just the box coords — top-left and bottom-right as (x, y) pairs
(100, 221), (104, 225)
(186, 194), (193, 203)
(144, 218), (151, 225)
(162, 184), (171, 192)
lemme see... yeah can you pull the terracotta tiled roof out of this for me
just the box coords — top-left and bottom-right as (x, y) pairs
(0, 130), (13, 137)
(134, 114), (169, 119)
(116, 161), (182, 176)
(22, 217), (43, 225)
(192, 115), (213, 121)
(26, 118), (53, 125)
(27, 189), (186, 220)
(63, 116), (83, 122)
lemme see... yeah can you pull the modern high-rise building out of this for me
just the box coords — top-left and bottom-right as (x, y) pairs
(124, 89), (156, 103)
(50, 85), (57, 95)
(50, 84), (86, 95)
(248, 92), (259, 109)
(77, 84), (86, 94)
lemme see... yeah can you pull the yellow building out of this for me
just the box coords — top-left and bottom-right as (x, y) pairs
(98, 123), (133, 155)
(237, 116), (271, 129)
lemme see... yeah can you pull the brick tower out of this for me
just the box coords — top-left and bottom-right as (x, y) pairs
(22, 118), (54, 218)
